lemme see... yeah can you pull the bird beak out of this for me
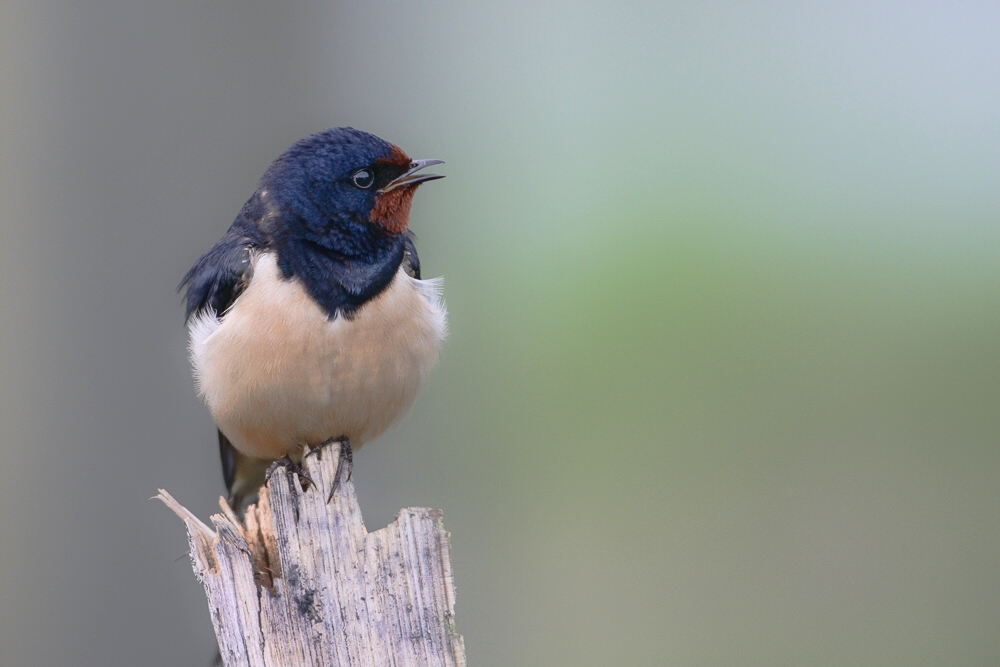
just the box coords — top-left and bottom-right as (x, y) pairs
(378, 159), (446, 194)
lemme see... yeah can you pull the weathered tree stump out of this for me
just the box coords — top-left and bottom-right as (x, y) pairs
(157, 445), (466, 667)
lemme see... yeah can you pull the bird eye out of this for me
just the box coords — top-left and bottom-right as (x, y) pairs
(351, 169), (375, 189)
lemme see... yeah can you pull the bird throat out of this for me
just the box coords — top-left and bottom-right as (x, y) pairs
(273, 226), (407, 320)
(369, 187), (416, 235)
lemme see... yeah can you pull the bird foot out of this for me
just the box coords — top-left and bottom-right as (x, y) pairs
(264, 455), (315, 493)
(304, 437), (353, 502)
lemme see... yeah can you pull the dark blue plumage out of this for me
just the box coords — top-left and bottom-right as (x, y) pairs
(180, 127), (420, 321)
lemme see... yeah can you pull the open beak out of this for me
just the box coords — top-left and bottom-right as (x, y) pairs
(378, 159), (446, 194)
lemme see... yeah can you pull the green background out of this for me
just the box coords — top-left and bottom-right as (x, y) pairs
(2, 1), (998, 665)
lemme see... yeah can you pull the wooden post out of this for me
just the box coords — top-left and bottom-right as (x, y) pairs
(157, 445), (466, 667)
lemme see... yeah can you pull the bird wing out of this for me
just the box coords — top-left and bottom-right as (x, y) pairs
(180, 228), (264, 511)
(402, 232), (421, 279)
(179, 235), (256, 321)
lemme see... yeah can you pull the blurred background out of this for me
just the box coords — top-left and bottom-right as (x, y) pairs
(2, 1), (998, 665)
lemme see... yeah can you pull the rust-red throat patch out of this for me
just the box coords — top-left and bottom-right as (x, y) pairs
(369, 145), (415, 234)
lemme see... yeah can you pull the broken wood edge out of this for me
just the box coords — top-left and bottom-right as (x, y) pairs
(155, 488), (219, 576)
(156, 444), (466, 667)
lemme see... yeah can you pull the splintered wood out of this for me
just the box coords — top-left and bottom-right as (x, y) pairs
(157, 447), (466, 667)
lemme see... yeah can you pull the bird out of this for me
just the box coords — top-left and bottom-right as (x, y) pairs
(180, 127), (447, 512)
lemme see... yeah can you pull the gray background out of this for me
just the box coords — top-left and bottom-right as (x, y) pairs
(2, 1), (998, 665)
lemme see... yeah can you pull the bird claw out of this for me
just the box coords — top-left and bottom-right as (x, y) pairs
(264, 455), (315, 493)
(263, 438), (351, 501)
(314, 437), (352, 503)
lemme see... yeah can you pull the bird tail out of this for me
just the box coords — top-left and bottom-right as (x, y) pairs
(219, 429), (271, 517)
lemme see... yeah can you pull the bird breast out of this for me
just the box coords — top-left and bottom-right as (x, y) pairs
(188, 251), (447, 460)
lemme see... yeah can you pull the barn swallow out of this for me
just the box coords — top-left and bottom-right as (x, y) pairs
(180, 127), (447, 512)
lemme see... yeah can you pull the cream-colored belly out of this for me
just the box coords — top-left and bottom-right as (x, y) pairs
(188, 252), (446, 460)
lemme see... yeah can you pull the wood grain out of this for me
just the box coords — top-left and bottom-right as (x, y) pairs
(157, 446), (466, 667)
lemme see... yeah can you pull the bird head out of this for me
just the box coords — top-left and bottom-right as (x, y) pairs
(259, 127), (444, 238)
